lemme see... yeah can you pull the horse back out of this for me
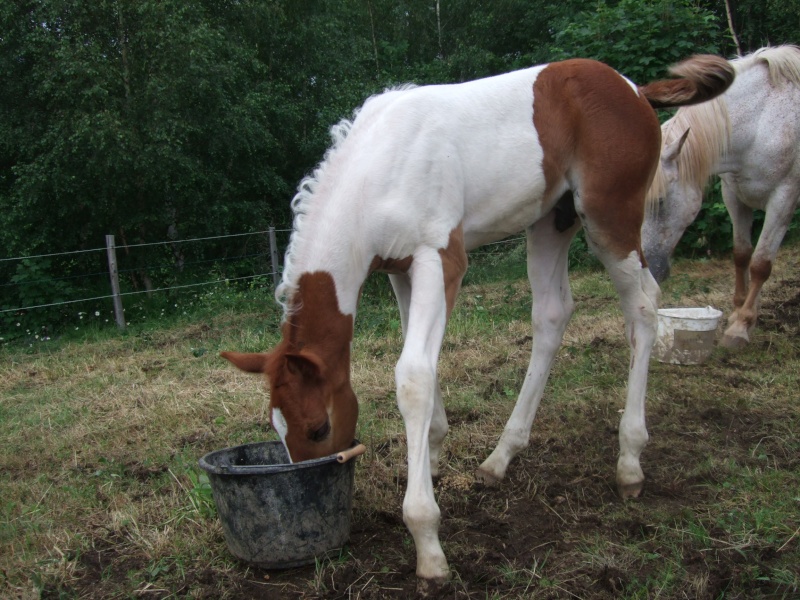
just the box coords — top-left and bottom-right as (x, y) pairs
(338, 61), (662, 253)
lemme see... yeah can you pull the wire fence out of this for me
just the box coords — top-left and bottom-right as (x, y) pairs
(1, 230), (525, 334)
(1, 229), (290, 321)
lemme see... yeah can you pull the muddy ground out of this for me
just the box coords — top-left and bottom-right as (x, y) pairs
(229, 284), (796, 599)
(58, 267), (799, 600)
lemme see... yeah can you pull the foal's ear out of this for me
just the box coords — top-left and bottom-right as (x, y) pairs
(220, 351), (270, 374)
(663, 128), (691, 163)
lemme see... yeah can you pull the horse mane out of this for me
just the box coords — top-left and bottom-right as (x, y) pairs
(645, 97), (731, 210)
(736, 44), (800, 88)
(646, 45), (800, 212)
(276, 84), (418, 320)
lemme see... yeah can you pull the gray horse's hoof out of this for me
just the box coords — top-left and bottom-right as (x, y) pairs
(721, 333), (749, 349)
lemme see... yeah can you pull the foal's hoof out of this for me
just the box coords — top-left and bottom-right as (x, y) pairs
(475, 466), (502, 487)
(416, 575), (451, 598)
(617, 480), (644, 500)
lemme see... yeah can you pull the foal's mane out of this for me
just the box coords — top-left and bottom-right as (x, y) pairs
(275, 85), (418, 320)
(646, 45), (800, 211)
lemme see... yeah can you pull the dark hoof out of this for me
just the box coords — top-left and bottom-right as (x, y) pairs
(618, 480), (644, 499)
(475, 467), (502, 487)
(416, 575), (451, 598)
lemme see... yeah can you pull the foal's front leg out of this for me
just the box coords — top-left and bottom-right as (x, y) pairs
(390, 273), (449, 477)
(394, 248), (462, 584)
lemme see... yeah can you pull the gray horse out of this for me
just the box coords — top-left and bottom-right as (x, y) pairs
(643, 45), (800, 347)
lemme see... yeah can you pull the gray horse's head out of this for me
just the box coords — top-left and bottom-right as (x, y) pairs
(642, 128), (704, 283)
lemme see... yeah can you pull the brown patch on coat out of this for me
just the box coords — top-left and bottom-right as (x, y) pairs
(369, 254), (413, 274)
(222, 271), (357, 462)
(533, 59), (662, 262)
(439, 224), (469, 317)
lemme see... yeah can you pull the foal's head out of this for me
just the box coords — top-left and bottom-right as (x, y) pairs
(221, 346), (358, 462)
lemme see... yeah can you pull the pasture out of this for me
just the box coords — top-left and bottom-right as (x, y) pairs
(2, 241), (799, 599)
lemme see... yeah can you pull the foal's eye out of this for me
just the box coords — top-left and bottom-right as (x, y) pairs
(308, 420), (330, 442)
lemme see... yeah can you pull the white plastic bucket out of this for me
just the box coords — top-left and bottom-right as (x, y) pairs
(652, 306), (723, 365)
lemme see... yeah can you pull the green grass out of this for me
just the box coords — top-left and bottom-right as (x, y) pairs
(1, 241), (799, 598)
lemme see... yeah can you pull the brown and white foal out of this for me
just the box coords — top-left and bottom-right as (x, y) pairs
(223, 55), (734, 585)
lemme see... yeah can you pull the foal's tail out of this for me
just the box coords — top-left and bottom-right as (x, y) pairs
(639, 54), (735, 109)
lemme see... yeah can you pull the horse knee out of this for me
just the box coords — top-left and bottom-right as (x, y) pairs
(532, 301), (573, 345)
(642, 267), (662, 307)
(403, 495), (440, 530)
(395, 361), (436, 419)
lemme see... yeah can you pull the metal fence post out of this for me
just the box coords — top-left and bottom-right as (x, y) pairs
(268, 226), (280, 289)
(105, 235), (126, 330)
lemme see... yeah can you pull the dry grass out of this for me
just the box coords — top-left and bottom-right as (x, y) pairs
(1, 243), (799, 599)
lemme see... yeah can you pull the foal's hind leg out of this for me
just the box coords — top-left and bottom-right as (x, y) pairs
(477, 214), (577, 484)
(589, 242), (660, 498)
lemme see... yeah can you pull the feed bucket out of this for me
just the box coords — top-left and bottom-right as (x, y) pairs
(652, 306), (723, 365)
(199, 440), (365, 569)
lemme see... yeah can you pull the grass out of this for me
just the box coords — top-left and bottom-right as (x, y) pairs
(1, 239), (799, 598)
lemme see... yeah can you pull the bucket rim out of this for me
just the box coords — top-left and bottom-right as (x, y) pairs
(657, 306), (723, 320)
(198, 439), (360, 476)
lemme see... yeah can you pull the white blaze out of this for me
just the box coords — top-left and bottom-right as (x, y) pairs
(271, 408), (293, 464)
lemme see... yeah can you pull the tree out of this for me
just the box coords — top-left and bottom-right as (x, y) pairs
(727, 0), (800, 53)
(549, 0), (724, 83)
(0, 0), (296, 327)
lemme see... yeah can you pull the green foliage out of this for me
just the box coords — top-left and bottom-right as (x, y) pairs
(731, 0), (800, 54)
(9, 258), (75, 311)
(675, 181), (734, 258)
(1, 256), (84, 339)
(185, 469), (216, 520)
(550, 0), (723, 82)
(3, 0), (799, 337)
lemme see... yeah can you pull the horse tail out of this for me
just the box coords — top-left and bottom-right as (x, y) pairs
(639, 54), (735, 109)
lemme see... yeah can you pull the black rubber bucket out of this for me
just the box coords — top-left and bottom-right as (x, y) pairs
(198, 440), (364, 569)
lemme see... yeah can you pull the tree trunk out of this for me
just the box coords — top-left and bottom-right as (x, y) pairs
(436, 0), (443, 58)
(724, 0), (743, 56)
(366, 0), (380, 76)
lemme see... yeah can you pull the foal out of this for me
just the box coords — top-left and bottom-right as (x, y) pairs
(223, 54), (734, 585)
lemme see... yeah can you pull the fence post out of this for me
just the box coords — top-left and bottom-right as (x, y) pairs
(268, 226), (280, 288)
(105, 235), (126, 330)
